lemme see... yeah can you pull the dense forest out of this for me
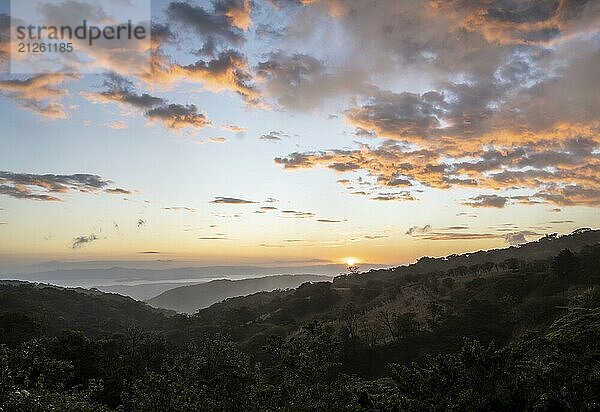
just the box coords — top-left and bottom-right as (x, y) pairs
(1, 231), (600, 411)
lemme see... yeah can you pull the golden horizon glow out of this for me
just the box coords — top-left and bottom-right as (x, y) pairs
(344, 257), (359, 266)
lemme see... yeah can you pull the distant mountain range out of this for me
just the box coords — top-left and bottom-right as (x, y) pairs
(0, 263), (381, 286)
(147, 274), (332, 313)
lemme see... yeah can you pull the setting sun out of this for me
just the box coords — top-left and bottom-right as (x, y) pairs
(345, 257), (359, 266)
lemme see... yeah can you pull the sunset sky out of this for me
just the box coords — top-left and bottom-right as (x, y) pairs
(0, 0), (599, 268)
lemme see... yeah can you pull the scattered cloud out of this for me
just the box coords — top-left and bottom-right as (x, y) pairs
(260, 131), (288, 141)
(364, 235), (388, 240)
(504, 231), (540, 246)
(420, 233), (500, 241)
(221, 124), (246, 133)
(162, 207), (196, 212)
(71, 233), (98, 249)
(166, 1), (245, 45)
(281, 210), (315, 218)
(211, 196), (256, 204)
(463, 195), (508, 209)
(0, 73), (76, 119)
(406, 224), (432, 236)
(0, 172), (127, 201)
(371, 192), (416, 202)
(83, 73), (212, 131)
(146, 103), (211, 130)
(104, 188), (132, 195)
(107, 120), (127, 129)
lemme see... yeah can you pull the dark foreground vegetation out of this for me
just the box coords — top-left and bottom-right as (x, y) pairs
(1, 231), (600, 411)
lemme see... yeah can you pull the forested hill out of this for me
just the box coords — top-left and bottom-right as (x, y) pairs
(147, 274), (332, 313)
(0, 281), (171, 344)
(339, 228), (600, 285)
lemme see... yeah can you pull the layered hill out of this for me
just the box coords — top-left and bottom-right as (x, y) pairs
(0, 281), (170, 344)
(147, 274), (332, 313)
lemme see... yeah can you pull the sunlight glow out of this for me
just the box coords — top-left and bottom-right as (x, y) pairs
(345, 257), (358, 266)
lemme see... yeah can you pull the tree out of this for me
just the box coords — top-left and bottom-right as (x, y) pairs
(552, 249), (577, 277)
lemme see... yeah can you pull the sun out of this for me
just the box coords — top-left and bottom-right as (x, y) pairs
(344, 257), (359, 266)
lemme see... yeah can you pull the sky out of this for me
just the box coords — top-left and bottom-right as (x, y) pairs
(0, 0), (599, 268)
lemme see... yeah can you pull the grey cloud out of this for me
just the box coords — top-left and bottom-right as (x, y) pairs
(406, 224), (432, 236)
(71, 233), (98, 249)
(260, 131), (288, 141)
(504, 230), (540, 246)
(87, 74), (212, 130)
(281, 210), (315, 218)
(463, 195), (508, 209)
(211, 197), (256, 204)
(146, 104), (211, 130)
(105, 188), (132, 195)
(167, 1), (244, 45)
(256, 52), (369, 111)
(0, 172), (123, 201)
(99, 73), (165, 109)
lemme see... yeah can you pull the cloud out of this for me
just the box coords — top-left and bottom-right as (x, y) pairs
(221, 124), (246, 133)
(265, 1), (600, 207)
(463, 195), (509, 209)
(345, 89), (446, 141)
(84, 73), (212, 131)
(504, 232), (526, 246)
(90, 73), (165, 109)
(107, 120), (127, 129)
(149, 50), (260, 105)
(260, 131), (288, 141)
(139, 251), (161, 254)
(364, 235), (388, 239)
(104, 188), (132, 195)
(406, 224), (432, 236)
(276, 135), (600, 207)
(317, 218), (344, 223)
(281, 210), (315, 218)
(146, 104), (211, 130)
(167, 1), (245, 45)
(209, 137), (228, 143)
(0, 73), (77, 119)
(162, 207), (196, 212)
(215, 0), (253, 31)
(371, 192), (416, 202)
(504, 230), (540, 246)
(0, 13), (9, 66)
(211, 196), (256, 204)
(420, 233), (500, 241)
(71, 233), (98, 249)
(256, 51), (368, 111)
(0, 172), (127, 201)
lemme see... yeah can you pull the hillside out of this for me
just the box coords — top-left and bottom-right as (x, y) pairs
(147, 274), (332, 313)
(0, 281), (171, 344)
(338, 228), (600, 286)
